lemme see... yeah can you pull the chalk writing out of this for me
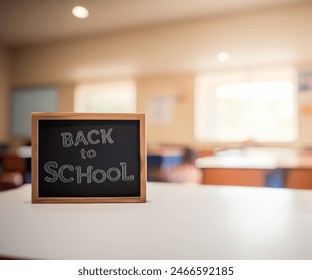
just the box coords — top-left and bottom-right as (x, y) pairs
(61, 128), (114, 147)
(44, 161), (134, 184)
(43, 128), (134, 185)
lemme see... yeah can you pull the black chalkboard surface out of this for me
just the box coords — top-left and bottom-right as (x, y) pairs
(32, 113), (146, 203)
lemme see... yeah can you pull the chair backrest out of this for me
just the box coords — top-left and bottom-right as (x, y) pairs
(0, 171), (23, 191)
(1, 156), (26, 174)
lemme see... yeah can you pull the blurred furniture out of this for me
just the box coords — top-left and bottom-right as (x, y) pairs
(161, 163), (202, 184)
(285, 169), (312, 189)
(147, 146), (184, 181)
(1, 182), (312, 259)
(196, 156), (273, 187)
(147, 146), (203, 183)
(283, 156), (312, 189)
(0, 172), (23, 191)
(0, 146), (31, 184)
(196, 148), (312, 189)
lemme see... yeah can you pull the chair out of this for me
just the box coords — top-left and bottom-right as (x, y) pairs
(0, 172), (23, 191)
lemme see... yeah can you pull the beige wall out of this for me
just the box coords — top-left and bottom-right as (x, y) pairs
(0, 47), (10, 143)
(137, 75), (195, 146)
(58, 84), (75, 112)
(11, 3), (312, 86)
(7, 2), (312, 147)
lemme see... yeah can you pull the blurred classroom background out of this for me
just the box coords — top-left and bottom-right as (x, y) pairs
(1, 0), (312, 190)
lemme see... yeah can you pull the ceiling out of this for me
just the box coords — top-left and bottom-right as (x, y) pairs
(0, 0), (309, 47)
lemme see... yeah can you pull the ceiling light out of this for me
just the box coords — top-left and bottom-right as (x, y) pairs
(218, 52), (230, 63)
(72, 6), (89, 19)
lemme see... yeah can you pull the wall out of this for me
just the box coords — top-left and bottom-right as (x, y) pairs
(0, 47), (10, 143)
(11, 3), (312, 86)
(137, 75), (195, 146)
(58, 84), (75, 112)
(8, 2), (312, 147)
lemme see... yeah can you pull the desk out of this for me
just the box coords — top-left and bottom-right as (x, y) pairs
(1, 183), (312, 259)
(196, 156), (275, 187)
(196, 155), (312, 189)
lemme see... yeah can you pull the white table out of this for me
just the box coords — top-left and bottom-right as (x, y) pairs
(1, 182), (312, 259)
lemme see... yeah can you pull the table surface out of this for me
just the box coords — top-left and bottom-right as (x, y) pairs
(1, 182), (312, 260)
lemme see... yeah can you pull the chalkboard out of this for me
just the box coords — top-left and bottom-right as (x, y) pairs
(32, 113), (146, 203)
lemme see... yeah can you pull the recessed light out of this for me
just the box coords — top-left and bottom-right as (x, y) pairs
(218, 52), (230, 62)
(72, 6), (89, 19)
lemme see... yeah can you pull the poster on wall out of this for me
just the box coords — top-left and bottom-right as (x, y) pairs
(148, 96), (173, 125)
(298, 71), (312, 92)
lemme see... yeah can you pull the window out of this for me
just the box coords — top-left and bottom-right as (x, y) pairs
(11, 87), (57, 138)
(74, 81), (136, 113)
(195, 68), (298, 142)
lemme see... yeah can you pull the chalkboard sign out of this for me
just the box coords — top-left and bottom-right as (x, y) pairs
(32, 113), (146, 203)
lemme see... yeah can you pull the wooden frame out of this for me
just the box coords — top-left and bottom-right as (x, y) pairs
(32, 112), (146, 203)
